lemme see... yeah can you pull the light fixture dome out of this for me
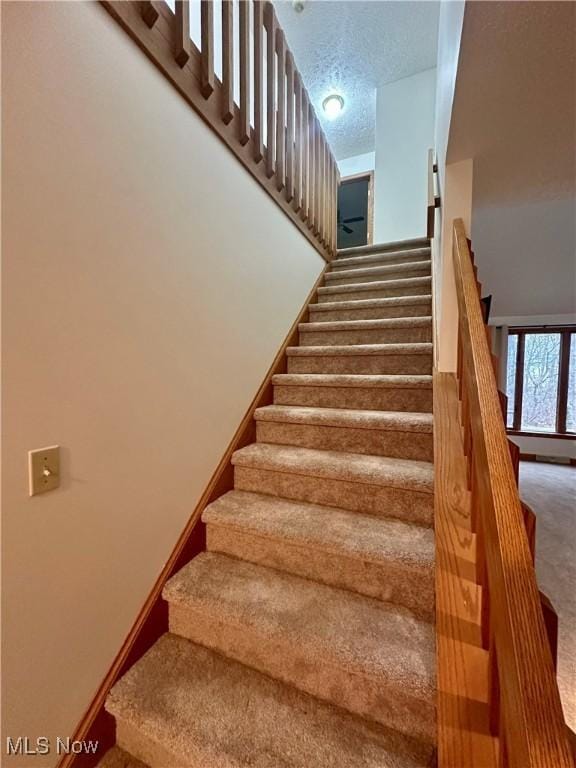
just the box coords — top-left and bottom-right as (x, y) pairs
(322, 94), (344, 120)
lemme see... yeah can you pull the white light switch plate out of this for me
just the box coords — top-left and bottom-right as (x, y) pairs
(29, 445), (60, 496)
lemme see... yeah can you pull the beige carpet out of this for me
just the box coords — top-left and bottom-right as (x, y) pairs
(100, 241), (437, 767)
(519, 461), (576, 733)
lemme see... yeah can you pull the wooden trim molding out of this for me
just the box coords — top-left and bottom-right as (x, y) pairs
(57, 265), (328, 768)
(520, 453), (576, 467)
(100, 1), (337, 262)
(507, 326), (575, 435)
(507, 430), (576, 441)
(339, 171), (375, 246)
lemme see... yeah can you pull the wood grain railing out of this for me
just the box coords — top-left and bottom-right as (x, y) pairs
(102, 0), (339, 261)
(427, 148), (440, 238)
(452, 218), (572, 768)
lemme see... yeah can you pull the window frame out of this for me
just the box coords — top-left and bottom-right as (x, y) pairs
(506, 325), (576, 439)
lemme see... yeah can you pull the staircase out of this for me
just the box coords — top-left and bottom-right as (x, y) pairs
(100, 239), (436, 768)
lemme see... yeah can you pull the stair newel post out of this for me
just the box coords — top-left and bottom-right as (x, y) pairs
(292, 70), (302, 212)
(275, 27), (286, 192)
(221, 0), (234, 124)
(200, 0), (214, 98)
(253, 0), (264, 161)
(285, 52), (295, 202)
(264, 2), (277, 179)
(174, 0), (191, 67)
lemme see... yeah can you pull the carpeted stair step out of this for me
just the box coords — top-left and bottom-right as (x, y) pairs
(286, 343), (433, 375)
(337, 237), (430, 258)
(325, 261), (431, 287)
(309, 295), (432, 322)
(299, 317), (433, 346)
(330, 248), (431, 272)
(164, 553), (436, 744)
(272, 373), (433, 412)
(232, 443), (434, 525)
(106, 633), (435, 768)
(202, 490), (435, 619)
(254, 405), (433, 460)
(317, 276), (432, 302)
(96, 747), (148, 768)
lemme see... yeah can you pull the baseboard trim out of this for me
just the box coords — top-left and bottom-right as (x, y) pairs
(520, 453), (576, 467)
(58, 264), (328, 768)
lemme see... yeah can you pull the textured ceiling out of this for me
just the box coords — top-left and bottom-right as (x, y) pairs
(274, 1), (440, 160)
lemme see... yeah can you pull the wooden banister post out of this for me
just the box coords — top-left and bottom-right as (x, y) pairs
(221, 0), (234, 124)
(285, 52), (295, 203)
(174, 0), (190, 67)
(200, 0), (214, 98)
(292, 71), (302, 212)
(275, 27), (286, 192)
(253, 1), (264, 161)
(300, 91), (309, 223)
(264, 2), (276, 179)
(141, 0), (160, 28)
(238, 0), (250, 145)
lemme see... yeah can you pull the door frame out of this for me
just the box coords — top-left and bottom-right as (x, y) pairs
(339, 171), (375, 246)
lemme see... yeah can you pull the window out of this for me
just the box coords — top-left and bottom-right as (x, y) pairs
(506, 327), (576, 436)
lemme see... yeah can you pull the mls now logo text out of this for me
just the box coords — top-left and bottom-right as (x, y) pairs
(6, 737), (99, 756)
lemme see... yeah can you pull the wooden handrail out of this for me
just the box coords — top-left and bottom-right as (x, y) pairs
(102, 0), (339, 260)
(427, 148), (440, 238)
(452, 219), (572, 768)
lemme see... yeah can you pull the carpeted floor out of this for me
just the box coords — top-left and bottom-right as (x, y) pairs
(519, 460), (576, 732)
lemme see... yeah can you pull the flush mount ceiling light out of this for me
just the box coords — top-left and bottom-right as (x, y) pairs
(322, 94), (344, 120)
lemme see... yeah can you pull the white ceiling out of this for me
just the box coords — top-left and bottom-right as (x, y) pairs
(274, 0), (440, 160)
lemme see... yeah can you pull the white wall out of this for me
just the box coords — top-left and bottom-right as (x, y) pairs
(434, 1), (466, 195)
(471, 197), (576, 318)
(338, 151), (375, 179)
(512, 435), (576, 460)
(1, 3), (323, 764)
(374, 68), (436, 243)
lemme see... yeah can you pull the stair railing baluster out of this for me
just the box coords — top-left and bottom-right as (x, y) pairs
(239, 0), (250, 145)
(264, 2), (276, 179)
(285, 52), (295, 203)
(200, 0), (214, 98)
(221, 0), (234, 124)
(275, 27), (286, 192)
(300, 90), (309, 224)
(174, 0), (190, 67)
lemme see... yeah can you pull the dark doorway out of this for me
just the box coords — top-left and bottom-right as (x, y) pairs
(337, 172), (374, 249)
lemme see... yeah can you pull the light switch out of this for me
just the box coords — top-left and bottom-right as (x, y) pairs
(29, 445), (60, 496)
